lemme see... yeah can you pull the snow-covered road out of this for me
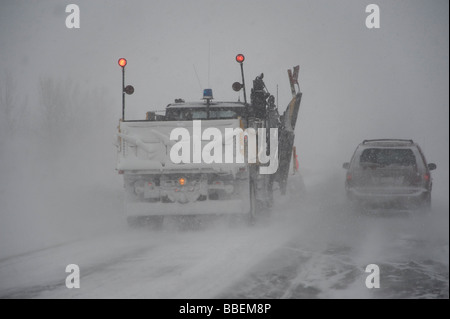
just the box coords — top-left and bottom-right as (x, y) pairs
(0, 171), (448, 299)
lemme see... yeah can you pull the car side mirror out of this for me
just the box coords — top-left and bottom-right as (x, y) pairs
(428, 163), (437, 171)
(343, 162), (350, 169)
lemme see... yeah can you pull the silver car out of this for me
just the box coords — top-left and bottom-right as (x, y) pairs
(343, 139), (437, 210)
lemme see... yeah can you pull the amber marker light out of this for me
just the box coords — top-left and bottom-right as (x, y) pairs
(118, 58), (127, 67)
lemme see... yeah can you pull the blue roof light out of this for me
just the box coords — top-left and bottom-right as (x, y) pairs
(203, 88), (213, 100)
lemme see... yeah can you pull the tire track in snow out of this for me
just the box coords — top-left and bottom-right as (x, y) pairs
(0, 245), (156, 298)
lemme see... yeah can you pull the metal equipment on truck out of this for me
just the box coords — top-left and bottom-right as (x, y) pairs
(115, 55), (302, 227)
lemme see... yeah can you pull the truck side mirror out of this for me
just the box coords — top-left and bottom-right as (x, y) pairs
(343, 162), (350, 169)
(428, 163), (437, 171)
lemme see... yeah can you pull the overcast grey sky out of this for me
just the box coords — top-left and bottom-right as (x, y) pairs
(0, 0), (448, 181)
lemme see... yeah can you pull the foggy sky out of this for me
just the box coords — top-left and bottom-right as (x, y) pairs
(1, 0), (448, 176)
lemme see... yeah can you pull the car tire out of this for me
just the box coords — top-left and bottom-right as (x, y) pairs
(421, 193), (432, 212)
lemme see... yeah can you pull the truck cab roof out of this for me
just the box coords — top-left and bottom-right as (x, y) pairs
(165, 101), (246, 121)
(166, 101), (245, 108)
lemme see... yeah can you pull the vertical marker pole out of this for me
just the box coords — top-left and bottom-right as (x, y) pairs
(122, 66), (125, 121)
(240, 62), (247, 105)
(118, 58), (128, 121)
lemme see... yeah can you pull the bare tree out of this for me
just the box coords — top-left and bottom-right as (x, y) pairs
(0, 71), (19, 135)
(38, 77), (80, 141)
(38, 76), (112, 159)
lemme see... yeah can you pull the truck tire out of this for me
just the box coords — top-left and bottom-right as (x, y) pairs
(127, 216), (164, 230)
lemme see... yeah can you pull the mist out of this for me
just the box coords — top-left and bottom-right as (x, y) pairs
(0, 0), (448, 298)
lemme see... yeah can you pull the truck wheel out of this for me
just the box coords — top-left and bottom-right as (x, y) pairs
(127, 216), (164, 230)
(177, 216), (202, 230)
(161, 196), (172, 203)
(127, 216), (140, 228)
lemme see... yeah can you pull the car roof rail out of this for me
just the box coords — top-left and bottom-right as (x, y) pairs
(362, 139), (414, 145)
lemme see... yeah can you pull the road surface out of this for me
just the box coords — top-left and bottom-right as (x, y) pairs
(0, 171), (448, 298)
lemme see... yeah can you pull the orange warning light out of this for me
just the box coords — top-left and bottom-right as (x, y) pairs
(118, 58), (127, 67)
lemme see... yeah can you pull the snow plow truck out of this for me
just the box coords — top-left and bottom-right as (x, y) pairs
(115, 55), (302, 227)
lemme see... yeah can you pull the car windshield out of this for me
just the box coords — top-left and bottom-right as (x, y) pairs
(359, 148), (416, 167)
(166, 107), (244, 120)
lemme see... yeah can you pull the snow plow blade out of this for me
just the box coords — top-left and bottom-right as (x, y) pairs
(275, 92), (302, 194)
